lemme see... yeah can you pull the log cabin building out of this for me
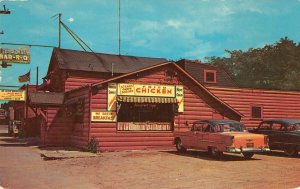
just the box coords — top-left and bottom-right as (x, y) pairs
(17, 48), (300, 151)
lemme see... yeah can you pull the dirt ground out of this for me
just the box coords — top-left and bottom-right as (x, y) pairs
(1, 125), (300, 189)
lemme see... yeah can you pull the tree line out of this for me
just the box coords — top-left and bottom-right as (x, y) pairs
(206, 37), (300, 91)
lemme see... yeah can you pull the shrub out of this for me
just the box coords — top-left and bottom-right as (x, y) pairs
(86, 137), (98, 153)
(18, 128), (26, 139)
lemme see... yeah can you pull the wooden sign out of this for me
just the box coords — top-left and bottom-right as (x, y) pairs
(0, 90), (25, 101)
(0, 47), (30, 64)
(117, 83), (175, 97)
(107, 83), (117, 111)
(91, 111), (117, 122)
(176, 85), (184, 112)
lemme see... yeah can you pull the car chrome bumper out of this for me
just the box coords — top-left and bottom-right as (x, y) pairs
(226, 147), (271, 153)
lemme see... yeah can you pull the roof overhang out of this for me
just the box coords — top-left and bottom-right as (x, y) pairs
(28, 92), (64, 106)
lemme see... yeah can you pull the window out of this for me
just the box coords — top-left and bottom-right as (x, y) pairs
(192, 123), (203, 131)
(118, 103), (174, 122)
(117, 102), (175, 131)
(203, 124), (212, 132)
(204, 70), (217, 83)
(286, 124), (297, 131)
(251, 106), (263, 119)
(259, 123), (271, 130)
(272, 123), (282, 131)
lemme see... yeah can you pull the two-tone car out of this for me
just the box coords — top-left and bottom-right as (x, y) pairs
(250, 119), (300, 156)
(174, 120), (270, 159)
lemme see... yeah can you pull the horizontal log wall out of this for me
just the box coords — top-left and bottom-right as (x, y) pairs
(64, 71), (113, 92)
(208, 87), (300, 128)
(41, 107), (73, 146)
(91, 65), (231, 151)
(67, 87), (91, 149)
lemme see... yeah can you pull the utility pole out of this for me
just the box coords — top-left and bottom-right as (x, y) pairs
(0, 5), (11, 68)
(0, 5), (10, 14)
(36, 66), (38, 90)
(0, 5), (11, 34)
(118, 0), (121, 55)
(58, 13), (62, 48)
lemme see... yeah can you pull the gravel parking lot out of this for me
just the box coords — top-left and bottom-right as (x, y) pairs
(1, 125), (300, 189)
(44, 151), (300, 189)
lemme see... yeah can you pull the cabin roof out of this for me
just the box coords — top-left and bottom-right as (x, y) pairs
(51, 48), (168, 74)
(177, 59), (237, 88)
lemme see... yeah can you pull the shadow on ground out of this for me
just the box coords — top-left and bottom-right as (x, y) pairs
(166, 150), (262, 161)
(256, 151), (299, 158)
(0, 135), (41, 147)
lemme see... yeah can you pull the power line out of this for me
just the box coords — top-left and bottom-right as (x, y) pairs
(0, 42), (56, 48)
(0, 85), (21, 88)
(60, 21), (94, 52)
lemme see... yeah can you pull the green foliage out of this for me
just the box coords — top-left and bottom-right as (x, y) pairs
(86, 137), (98, 153)
(206, 37), (300, 91)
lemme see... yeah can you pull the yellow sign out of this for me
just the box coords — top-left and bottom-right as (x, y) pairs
(176, 85), (184, 112)
(118, 83), (175, 97)
(0, 90), (25, 101)
(0, 47), (30, 64)
(107, 83), (117, 111)
(91, 111), (117, 122)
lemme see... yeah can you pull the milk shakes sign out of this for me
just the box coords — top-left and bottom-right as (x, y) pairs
(107, 83), (117, 111)
(0, 47), (30, 64)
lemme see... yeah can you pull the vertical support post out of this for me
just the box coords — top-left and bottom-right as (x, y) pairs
(25, 84), (28, 120)
(58, 13), (62, 48)
(36, 66), (38, 91)
(36, 66), (38, 113)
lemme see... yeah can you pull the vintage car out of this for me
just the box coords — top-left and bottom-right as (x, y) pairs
(174, 120), (270, 159)
(250, 119), (300, 156)
(8, 120), (22, 137)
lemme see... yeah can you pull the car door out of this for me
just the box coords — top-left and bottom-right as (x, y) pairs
(198, 123), (211, 150)
(186, 123), (202, 148)
(269, 123), (284, 149)
(280, 124), (299, 149)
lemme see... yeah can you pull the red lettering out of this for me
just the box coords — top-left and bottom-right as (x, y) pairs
(142, 87), (146, 93)
(136, 88), (141, 93)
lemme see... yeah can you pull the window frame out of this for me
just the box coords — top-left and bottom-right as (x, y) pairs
(204, 70), (217, 83)
(251, 105), (263, 119)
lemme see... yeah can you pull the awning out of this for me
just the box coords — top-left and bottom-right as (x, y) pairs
(117, 96), (177, 103)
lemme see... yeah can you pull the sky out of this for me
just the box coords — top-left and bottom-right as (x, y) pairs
(1, 0), (300, 88)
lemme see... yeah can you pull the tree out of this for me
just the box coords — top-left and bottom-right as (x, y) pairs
(206, 37), (300, 91)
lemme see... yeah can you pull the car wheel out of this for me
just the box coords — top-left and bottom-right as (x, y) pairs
(242, 152), (254, 159)
(209, 147), (223, 159)
(284, 145), (298, 157)
(175, 139), (186, 153)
